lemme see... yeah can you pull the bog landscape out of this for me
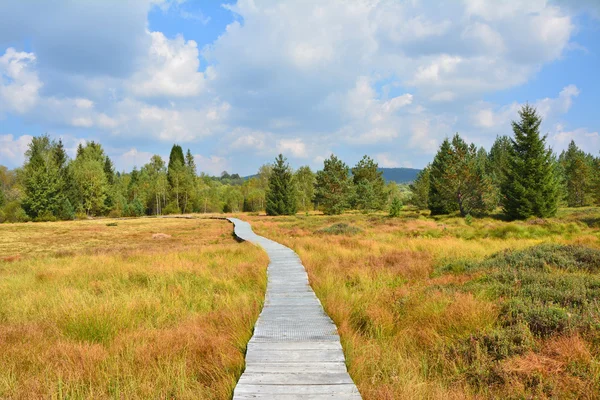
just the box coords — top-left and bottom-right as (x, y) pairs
(1, 1), (599, 399)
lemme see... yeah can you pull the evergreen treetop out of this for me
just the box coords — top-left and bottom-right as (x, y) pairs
(502, 104), (560, 220)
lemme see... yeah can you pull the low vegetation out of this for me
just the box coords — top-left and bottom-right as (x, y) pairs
(0, 218), (268, 399)
(248, 209), (600, 399)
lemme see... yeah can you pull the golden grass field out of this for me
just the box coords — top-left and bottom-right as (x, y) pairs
(244, 208), (600, 399)
(3, 209), (600, 399)
(0, 217), (268, 399)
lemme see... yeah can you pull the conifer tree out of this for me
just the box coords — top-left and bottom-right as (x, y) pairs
(410, 166), (430, 210)
(428, 138), (455, 215)
(21, 135), (63, 220)
(266, 154), (297, 216)
(352, 155), (386, 212)
(502, 105), (560, 220)
(429, 134), (496, 216)
(314, 154), (352, 215)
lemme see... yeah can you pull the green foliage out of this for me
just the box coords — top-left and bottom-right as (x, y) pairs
(71, 146), (108, 216)
(502, 105), (560, 220)
(0, 201), (30, 222)
(162, 201), (180, 215)
(559, 140), (594, 207)
(487, 136), (511, 193)
(21, 135), (64, 219)
(352, 155), (386, 212)
(266, 154), (297, 216)
(315, 154), (352, 215)
(128, 198), (145, 217)
(445, 243), (600, 337)
(294, 166), (315, 212)
(389, 197), (402, 217)
(317, 223), (362, 235)
(409, 166), (430, 210)
(429, 134), (497, 217)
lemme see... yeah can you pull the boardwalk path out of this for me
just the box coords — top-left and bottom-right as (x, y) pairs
(228, 218), (361, 400)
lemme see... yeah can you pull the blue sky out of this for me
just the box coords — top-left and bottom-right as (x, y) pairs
(0, 0), (599, 175)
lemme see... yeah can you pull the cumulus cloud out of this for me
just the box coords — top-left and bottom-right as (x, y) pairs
(472, 85), (581, 129)
(194, 154), (229, 176)
(131, 31), (208, 97)
(0, 48), (41, 114)
(0, 134), (33, 166)
(277, 138), (307, 158)
(0, 0), (596, 174)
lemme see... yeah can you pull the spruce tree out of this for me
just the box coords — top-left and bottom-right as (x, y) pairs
(266, 154), (297, 216)
(429, 134), (497, 217)
(428, 138), (455, 215)
(502, 105), (560, 220)
(410, 166), (430, 210)
(314, 154), (352, 215)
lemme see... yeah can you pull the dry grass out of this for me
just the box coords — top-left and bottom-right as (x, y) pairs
(0, 218), (268, 399)
(242, 210), (600, 399)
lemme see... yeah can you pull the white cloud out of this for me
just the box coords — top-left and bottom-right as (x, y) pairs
(472, 85), (580, 129)
(194, 154), (229, 176)
(0, 48), (42, 114)
(375, 153), (400, 168)
(550, 125), (600, 154)
(71, 117), (93, 128)
(114, 148), (154, 171)
(131, 31), (207, 97)
(0, 134), (32, 166)
(277, 138), (307, 158)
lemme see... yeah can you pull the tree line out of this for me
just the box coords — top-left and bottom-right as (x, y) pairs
(0, 104), (596, 223)
(0, 138), (404, 222)
(410, 105), (600, 220)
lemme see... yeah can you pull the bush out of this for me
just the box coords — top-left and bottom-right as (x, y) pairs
(389, 197), (402, 217)
(453, 244), (600, 338)
(34, 210), (57, 222)
(1, 201), (30, 223)
(128, 198), (145, 217)
(163, 202), (180, 215)
(317, 223), (362, 235)
(55, 198), (75, 221)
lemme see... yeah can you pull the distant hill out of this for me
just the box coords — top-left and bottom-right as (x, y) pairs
(379, 168), (421, 183)
(244, 167), (421, 184)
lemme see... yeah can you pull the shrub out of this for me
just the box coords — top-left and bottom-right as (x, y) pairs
(163, 202), (180, 215)
(1, 201), (30, 223)
(34, 210), (57, 222)
(317, 223), (362, 235)
(389, 197), (402, 217)
(452, 244), (600, 338)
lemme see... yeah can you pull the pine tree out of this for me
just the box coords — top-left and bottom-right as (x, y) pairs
(389, 197), (402, 217)
(502, 105), (560, 220)
(315, 154), (352, 215)
(429, 134), (497, 217)
(410, 166), (430, 210)
(266, 154), (297, 216)
(352, 155), (386, 212)
(428, 138), (455, 215)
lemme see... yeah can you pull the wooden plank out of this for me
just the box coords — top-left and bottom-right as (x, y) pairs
(227, 218), (361, 400)
(234, 384), (360, 395)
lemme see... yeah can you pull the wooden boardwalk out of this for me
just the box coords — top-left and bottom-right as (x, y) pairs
(228, 218), (361, 400)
